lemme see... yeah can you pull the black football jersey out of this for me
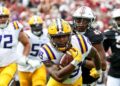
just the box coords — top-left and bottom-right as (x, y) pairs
(103, 29), (120, 77)
(84, 27), (104, 44)
(82, 27), (104, 84)
(103, 29), (120, 52)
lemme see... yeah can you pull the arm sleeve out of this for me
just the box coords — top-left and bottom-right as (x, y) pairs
(103, 38), (111, 52)
(103, 30), (112, 52)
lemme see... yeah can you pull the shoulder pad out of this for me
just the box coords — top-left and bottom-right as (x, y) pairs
(93, 29), (101, 35)
(13, 21), (23, 30)
(104, 29), (110, 33)
(13, 21), (19, 30)
(103, 29), (115, 37)
(85, 28), (104, 43)
(42, 44), (56, 60)
(75, 34), (89, 54)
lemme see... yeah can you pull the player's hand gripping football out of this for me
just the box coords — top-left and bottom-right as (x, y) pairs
(89, 68), (101, 78)
(67, 47), (82, 66)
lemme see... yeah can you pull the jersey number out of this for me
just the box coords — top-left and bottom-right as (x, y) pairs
(30, 44), (39, 56)
(0, 35), (12, 48)
(115, 36), (120, 48)
(69, 62), (82, 78)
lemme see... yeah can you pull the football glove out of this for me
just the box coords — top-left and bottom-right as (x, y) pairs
(16, 56), (41, 68)
(26, 58), (42, 68)
(16, 55), (27, 66)
(67, 47), (82, 67)
(67, 47), (82, 62)
(89, 68), (101, 78)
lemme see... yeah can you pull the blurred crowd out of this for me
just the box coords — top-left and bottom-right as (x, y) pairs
(1, 0), (120, 86)
(1, 0), (120, 32)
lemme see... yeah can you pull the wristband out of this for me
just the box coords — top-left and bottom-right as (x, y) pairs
(25, 57), (29, 64)
(71, 60), (79, 67)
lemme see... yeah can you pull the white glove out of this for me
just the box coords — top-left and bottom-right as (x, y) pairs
(16, 56), (27, 66)
(16, 56), (42, 68)
(26, 58), (42, 68)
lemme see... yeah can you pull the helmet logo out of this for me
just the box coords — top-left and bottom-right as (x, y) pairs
(80, 6), (86, 17)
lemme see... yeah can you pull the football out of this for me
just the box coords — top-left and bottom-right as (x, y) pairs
(60, 53), (73, 67)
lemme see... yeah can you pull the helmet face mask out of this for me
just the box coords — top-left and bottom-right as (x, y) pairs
(48, 19), (72, 51)
(30, 24), (43, 36)
(28, 15), (43, 36)
(0, 15), (9, 29)
(50, 34), (71, 51)
(114, 17), (120, 27)
(73, 17), (91, 32)
(0, 7), (10, 29)
(73, 6), (95, 33)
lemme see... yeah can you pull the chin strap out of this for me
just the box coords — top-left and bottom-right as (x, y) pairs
(62, 44), (72, 53)
(33, 31), (43, 36)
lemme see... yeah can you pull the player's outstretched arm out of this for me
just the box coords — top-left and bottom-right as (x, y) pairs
(93, 43), (106, 71)
(18, 29), (30, 57)
(88, 46), (101, 70)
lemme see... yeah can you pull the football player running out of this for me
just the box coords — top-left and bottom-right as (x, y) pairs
(0, 6), (31, 86)
(17, 15), (50, 86)
(35, 18), (101, 86)
(103, 8), (120, 86)
(72, 6), (106, 86)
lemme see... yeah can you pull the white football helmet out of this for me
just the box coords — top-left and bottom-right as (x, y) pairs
(0, 6), (10, 29)
(112, 9), (120, 30)
(72, 6), (95, 33)
(112, 9), (120, 18)
(73, 6), (95, 19)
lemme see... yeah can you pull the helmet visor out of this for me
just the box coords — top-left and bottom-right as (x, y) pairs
(51, 34), (71, 51)
(30, 24), (43, 36)
(0, 15), (9, 28)
(73, 17), (90, 32)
